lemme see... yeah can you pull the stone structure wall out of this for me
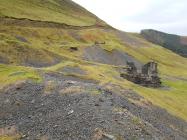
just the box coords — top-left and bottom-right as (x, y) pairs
(120, 61), (161, 87)
(142, 61), (158, 77)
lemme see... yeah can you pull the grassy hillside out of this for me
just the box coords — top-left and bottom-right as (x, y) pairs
(141, 29), (187, 57)
(0, 0), (105, 26)
(0, 33), (61, 67)
(0, 64), (41, 90)
(1, 23), (187, 121)
(0, 0), (187, 124)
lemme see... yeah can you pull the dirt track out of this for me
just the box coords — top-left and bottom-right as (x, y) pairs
(0, 17), (110, 30)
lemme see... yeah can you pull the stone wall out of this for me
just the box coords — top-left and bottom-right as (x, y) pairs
(120, 61), (161, 87)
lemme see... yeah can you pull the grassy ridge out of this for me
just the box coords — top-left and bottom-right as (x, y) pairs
(0, 0), (101, 26)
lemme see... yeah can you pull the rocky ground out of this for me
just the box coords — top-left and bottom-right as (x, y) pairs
(0, 72), (187, 140)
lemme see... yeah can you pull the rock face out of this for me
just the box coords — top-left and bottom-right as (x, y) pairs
(121, 61), (161, 87)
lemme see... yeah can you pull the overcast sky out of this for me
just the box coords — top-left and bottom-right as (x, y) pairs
(73, 0), (187, 36)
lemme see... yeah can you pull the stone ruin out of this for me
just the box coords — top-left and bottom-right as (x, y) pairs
(120, 61), (161, 87)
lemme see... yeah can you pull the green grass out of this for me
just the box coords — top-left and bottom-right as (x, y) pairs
(131, 79), (187, 121)
(0, 0), (101, 26)
(0, 33), (60, 66)
(0, 135), (20, 140)
(0, 64), (41, 90)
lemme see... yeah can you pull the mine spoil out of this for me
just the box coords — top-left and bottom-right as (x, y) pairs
(0, 73), (186, 140)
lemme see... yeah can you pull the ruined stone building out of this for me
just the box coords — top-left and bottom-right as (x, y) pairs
(142, 61), (158, 77)
(120, 61), (161, 87)
(126, 61), (137, 75)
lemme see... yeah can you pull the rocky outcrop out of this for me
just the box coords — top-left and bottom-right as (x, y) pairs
(121, 61), (161, 87)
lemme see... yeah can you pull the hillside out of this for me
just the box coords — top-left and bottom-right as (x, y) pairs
(141, 29), (187, 57)
(181, 36), (187, 45)
(0, 0), (106, 26)
(0, 0), (187, 140)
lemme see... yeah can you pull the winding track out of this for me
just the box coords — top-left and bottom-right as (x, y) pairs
(0, 16), (111, 30)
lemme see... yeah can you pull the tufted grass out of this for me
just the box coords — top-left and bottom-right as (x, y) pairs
(0, 64), (41, 90)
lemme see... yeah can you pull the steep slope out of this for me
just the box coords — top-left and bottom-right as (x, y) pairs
(0, 0), (105, 26)
(141, 29), (187, 57)
(0, 0), (187, 139)
(0, 33), (61, 67)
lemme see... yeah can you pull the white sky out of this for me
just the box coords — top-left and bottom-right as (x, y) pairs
(73, 0), (187, 35)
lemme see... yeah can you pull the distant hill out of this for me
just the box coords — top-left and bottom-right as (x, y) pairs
(181, 36), (187, 45)
(141, 29), (187, 57)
